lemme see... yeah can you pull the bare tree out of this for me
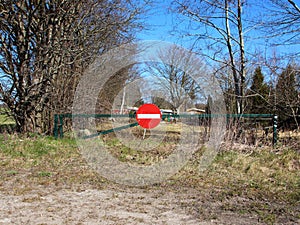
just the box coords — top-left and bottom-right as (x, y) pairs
(145, 45), (203, 112)
(172, 0), (247, 114)
(0, 0), (146, 133)
(261, 0), (300, 48)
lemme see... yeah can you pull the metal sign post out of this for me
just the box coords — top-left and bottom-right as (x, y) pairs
(273, 115), (278, 146)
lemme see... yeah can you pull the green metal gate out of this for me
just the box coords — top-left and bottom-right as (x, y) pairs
(54, 113), (278, 145)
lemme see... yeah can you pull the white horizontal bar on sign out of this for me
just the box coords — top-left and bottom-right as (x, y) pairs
(137, 114), (161, 119)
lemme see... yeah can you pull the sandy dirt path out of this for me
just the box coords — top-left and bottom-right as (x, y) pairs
(0, 184), (275, 225)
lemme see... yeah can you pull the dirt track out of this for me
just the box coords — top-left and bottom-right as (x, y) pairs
(1, 183), (298, 225)
(1, 186), (200, 224)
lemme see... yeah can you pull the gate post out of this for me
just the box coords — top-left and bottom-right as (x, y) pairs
(54, 114), (58, 139)
(59, 114), (64, 138)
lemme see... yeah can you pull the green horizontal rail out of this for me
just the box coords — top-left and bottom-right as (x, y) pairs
(57, 113), (274, 119)
(62, 114), (136, 118)
(166, 114), (274, 118)
(82, 122), (139, 139)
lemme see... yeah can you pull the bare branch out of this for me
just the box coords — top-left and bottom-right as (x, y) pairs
(288, 0), (300, 13)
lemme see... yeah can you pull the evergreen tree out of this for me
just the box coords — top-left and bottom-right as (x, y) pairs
(275, 64), (299, 129)
(248, 67), (269, 114)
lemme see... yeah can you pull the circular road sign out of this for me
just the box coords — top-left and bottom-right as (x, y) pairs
(136, 104), (162, 129)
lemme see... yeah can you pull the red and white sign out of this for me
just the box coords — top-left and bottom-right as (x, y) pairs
(136, 104), (162, 129)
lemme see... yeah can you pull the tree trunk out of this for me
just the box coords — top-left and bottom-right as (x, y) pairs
(237, 0), (246, 114)
(225, 0), (242, 114)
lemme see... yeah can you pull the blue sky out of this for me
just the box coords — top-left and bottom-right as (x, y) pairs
(137, 1), (175, 42)
(137, 0), (300, 65)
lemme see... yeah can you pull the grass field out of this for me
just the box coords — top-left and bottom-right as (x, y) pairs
(0, 133), (299, 224)
(0, 109), (15, 134)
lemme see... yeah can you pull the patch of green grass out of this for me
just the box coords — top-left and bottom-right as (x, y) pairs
(0, 108), (14, 125)
(37, 171), (52, 177)
(6, 170), (18, 176)
(0, 134), (107, 191)
(257, 210), (276, 224)
(0, 135), (58, 158)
